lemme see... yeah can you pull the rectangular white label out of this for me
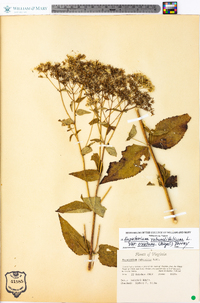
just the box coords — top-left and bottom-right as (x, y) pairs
(117, 250), (199, 302)
(119, 228), (199, 250)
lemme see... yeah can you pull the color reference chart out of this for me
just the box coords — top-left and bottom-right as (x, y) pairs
(163, 2), (177, 14)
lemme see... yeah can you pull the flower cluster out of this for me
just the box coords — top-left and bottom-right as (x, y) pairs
(35, 53), (154, 114)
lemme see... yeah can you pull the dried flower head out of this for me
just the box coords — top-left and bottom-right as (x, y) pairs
(35, 53), (154, 114)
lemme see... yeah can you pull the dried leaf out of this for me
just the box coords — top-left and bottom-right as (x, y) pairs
(81, 146), (93, 156)
(147, 182), (155, 186)
(89, 118), (99, 125)
(70, 101), (74, 112)
(69, 134), (74, 142)
(105, 146), (117, 157)
(88, 142), (95, 147)
(90, 138), (102, 143)
(101, 144), (150, 184)
(82, 197), (106, 218)
(98, 244), (118, 267)
(144, 125), (152, 133)
(165, 175), (177, 188)
(149, 114), (191, 149)
(76, 109), (91, 116)
(106, 125), (116, 135)
(75, 96), (86, 103)
(157, 163), (171, 186)
(58, 118), (74, 126)
(100, 122), (110, 128)
(126, 124), (137, 141)
(157, 163), (177, 188)
(56, 201), (91, 213)
(91, 153), (103, 172)
(58, 214), (90, 255)
(69, 169), (100, 182)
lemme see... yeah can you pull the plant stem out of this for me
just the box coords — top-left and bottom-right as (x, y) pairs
(135, 108), (178, 224)
(88, 212), (96, 271)
(58, 82), (91, 198)
(94, 225), (101, 253)
(88, 145), (107, 270)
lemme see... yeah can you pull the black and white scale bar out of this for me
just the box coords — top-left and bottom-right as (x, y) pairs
(51, 4), (161, 14)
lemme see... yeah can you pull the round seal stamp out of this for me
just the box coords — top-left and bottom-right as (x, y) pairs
(5, 271), (27, 298)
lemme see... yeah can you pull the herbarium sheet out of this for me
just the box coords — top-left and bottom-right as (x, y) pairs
(1, 15), (199, 302)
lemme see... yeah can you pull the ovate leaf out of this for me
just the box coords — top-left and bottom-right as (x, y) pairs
(89, 118), (99, 125)
(58, 118), (74, 126)
(76, 109), (91, 116)
(82, 197), (106, 218)
(126, 124), (137, 141)
(100, 144), (150, 184)
(69, 169), (100, 182)
(91, 153), (103, 172)
(98, 244), (118, 267)
(149, 114), (191, 149)
(56, 201), (91, 213)
(58, 215), (90, 255)
(105, 146), (117, 157)
(81, 146), (93, 156)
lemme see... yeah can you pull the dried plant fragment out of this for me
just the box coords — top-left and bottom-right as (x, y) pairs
(106, 125), (116, 135)
(157, 163), (170, 185)
(59, 118), (74, 126)
(131, 73), (155, 92)
(89, 118), (99, 125)
(98, 244), (118, 267)
(69, 169), (100, 182)
(76, 109), (91, 116)
(165, 175), (177, 188)
(81, 146), (93, 156)
(157, 163), (177, 188)
(105, 146), (117, 157)
(91, 153), (103, 172)
(100, 144), (150, 184)
(147, 182), (155, 186)
(58, 214), (90, 255)
(82, 197), (106, 218)
(56, 201), (91, 213)
(126, 124), (137, 141)
(149, 114), (191, 149)
(75, 96), (86, 103)
(90, 138), (102, 143)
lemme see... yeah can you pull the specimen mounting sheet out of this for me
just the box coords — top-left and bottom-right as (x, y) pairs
(1, 15), (199, 302)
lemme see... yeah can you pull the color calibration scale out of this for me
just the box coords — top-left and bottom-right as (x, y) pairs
(51, 4), (161, 14)
(163, 2), (177, 14)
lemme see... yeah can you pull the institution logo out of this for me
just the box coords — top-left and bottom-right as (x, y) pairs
(5, 271), (27, 298)
(4, 5), (11, 13)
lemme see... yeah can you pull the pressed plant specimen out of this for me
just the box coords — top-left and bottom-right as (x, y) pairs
(35, 54), (191, 270)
